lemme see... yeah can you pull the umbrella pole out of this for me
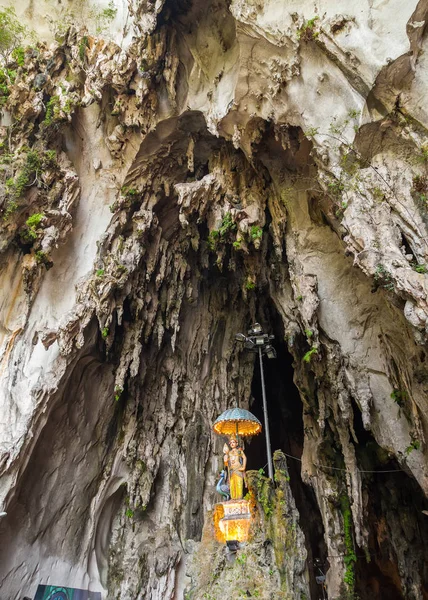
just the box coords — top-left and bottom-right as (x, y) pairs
(259, 346), (274, 480)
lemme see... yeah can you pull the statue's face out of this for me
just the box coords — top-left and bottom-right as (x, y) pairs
(229, 438), (238, 448)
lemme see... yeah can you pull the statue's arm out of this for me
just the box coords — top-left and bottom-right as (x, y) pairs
(241, 451), (247, 471)
(223, 443), (229, 465)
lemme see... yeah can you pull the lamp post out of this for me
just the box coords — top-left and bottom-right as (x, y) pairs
(235, 323), (276, 480)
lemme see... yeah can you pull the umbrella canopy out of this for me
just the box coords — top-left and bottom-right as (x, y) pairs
(213, 408), (262, 437)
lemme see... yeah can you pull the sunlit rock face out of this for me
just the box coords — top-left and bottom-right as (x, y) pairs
(0, 1), (428, 599)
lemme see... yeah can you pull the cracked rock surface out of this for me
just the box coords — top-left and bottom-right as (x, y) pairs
(0, 1), (428, 599)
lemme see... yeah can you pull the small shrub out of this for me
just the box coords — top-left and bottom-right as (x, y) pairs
(94, 0), (118, 34)
(207, 230), (219, 250)
(371, 186), (384, 202)
(11, 46), (25, 66)
(305, 127), (319, 138)
(250, 225), (263, 241)
(328, 179), (346, 197)
(26, 213), (43, 228)
(297, 16), (320, 41)
(405, 439), (420, 455)
(218, 212), (236, 237)
(374, 264), (394, 291)
(245, 277), (255, 290)
(121, 186), (138, 197)
(413, 263), (427, 274)
(79, 35), (89, 61)
(96, 268), (105, 277)
(303, 347), (318, 363)
(101, 327), (109, 339)
(44, 149), (57, 166)
(44, 95), (61, 125)
(0, 7), (28, 63)
(391, 389), (407, 407)
(2, 149), (47, 218)
(20, 212), (44, 243)
(35, 250), (52, 269)
(416, 145), (428, 164)
(348, 108), (360, 119)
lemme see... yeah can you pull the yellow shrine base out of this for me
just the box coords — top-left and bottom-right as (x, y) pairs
(214, 499), (252, 544)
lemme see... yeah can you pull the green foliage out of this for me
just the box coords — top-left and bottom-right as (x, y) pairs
(245, 277), (255, 290)
(274, 470), (290, 483)
(328, 178), (346, 197)
(101, 327), (109, 339)
(235, 552), (247, 566)
(125, 508), (134, 518)
(302, 347), (318, 363)
(304, 127), (319, 138)
(335, 201), (348, 219)
(416, 145), (428, 164)
(114, 386), (123, 401)
(371, 186), (384, 202)
(0, 7), (27, 62)
(218, 212), (236, 237)
(297, 16), (320, 41)
(20, 212), (44, 243)
(340, 495), (357, 592)
(207, 229), (219, 250)
(374, 263), (394, 291)
(250, 225), (263, 241)
(121, 186), (138, 197)
(44, 95), (61, 125)
(96, 268), (105, 277)
(11, 46), (25, 66)
(340, 149), (361, 176)
(79, 35), (89, 61)
(348, 109), (360, 119)
(48, 0), (117, 39)
(413, 263), (427, 274)
(304, 329), (313, 338)
(207, 212), (236, 251)
(44, 149), (57, 166)
(296, 295), (303, 301)
(391, 389), (407, 407)
(405, 439), (420, 455)
(412, 175), (428, 211)
(35, 250), (52, 268)
(94, 0), (118, 33)
(256, 474), (273, 517)
(0, 66), (16, 106)
(232, 240), (241, 250)
(2, 149), (56, 218)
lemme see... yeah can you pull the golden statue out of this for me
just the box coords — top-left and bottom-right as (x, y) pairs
(223, 435), (247, 500)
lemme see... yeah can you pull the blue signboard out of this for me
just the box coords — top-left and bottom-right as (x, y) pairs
(34, 585), (102, 600)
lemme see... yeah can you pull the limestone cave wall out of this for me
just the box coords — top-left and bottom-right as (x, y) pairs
(0, 1), (428, 599)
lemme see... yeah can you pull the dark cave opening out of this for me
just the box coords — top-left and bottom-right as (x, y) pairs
(350, 399), (428, 600)
(244, 304), (328, 600)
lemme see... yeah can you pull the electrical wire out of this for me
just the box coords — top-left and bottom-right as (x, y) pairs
(281, 450), (409, 474)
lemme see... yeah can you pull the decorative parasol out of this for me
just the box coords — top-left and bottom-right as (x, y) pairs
(213, 408), (262, 437)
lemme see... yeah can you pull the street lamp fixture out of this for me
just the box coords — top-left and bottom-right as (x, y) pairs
(235, 322), (276, 480)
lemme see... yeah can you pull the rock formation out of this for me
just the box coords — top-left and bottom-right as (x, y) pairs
(0, 0), (427, 598)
